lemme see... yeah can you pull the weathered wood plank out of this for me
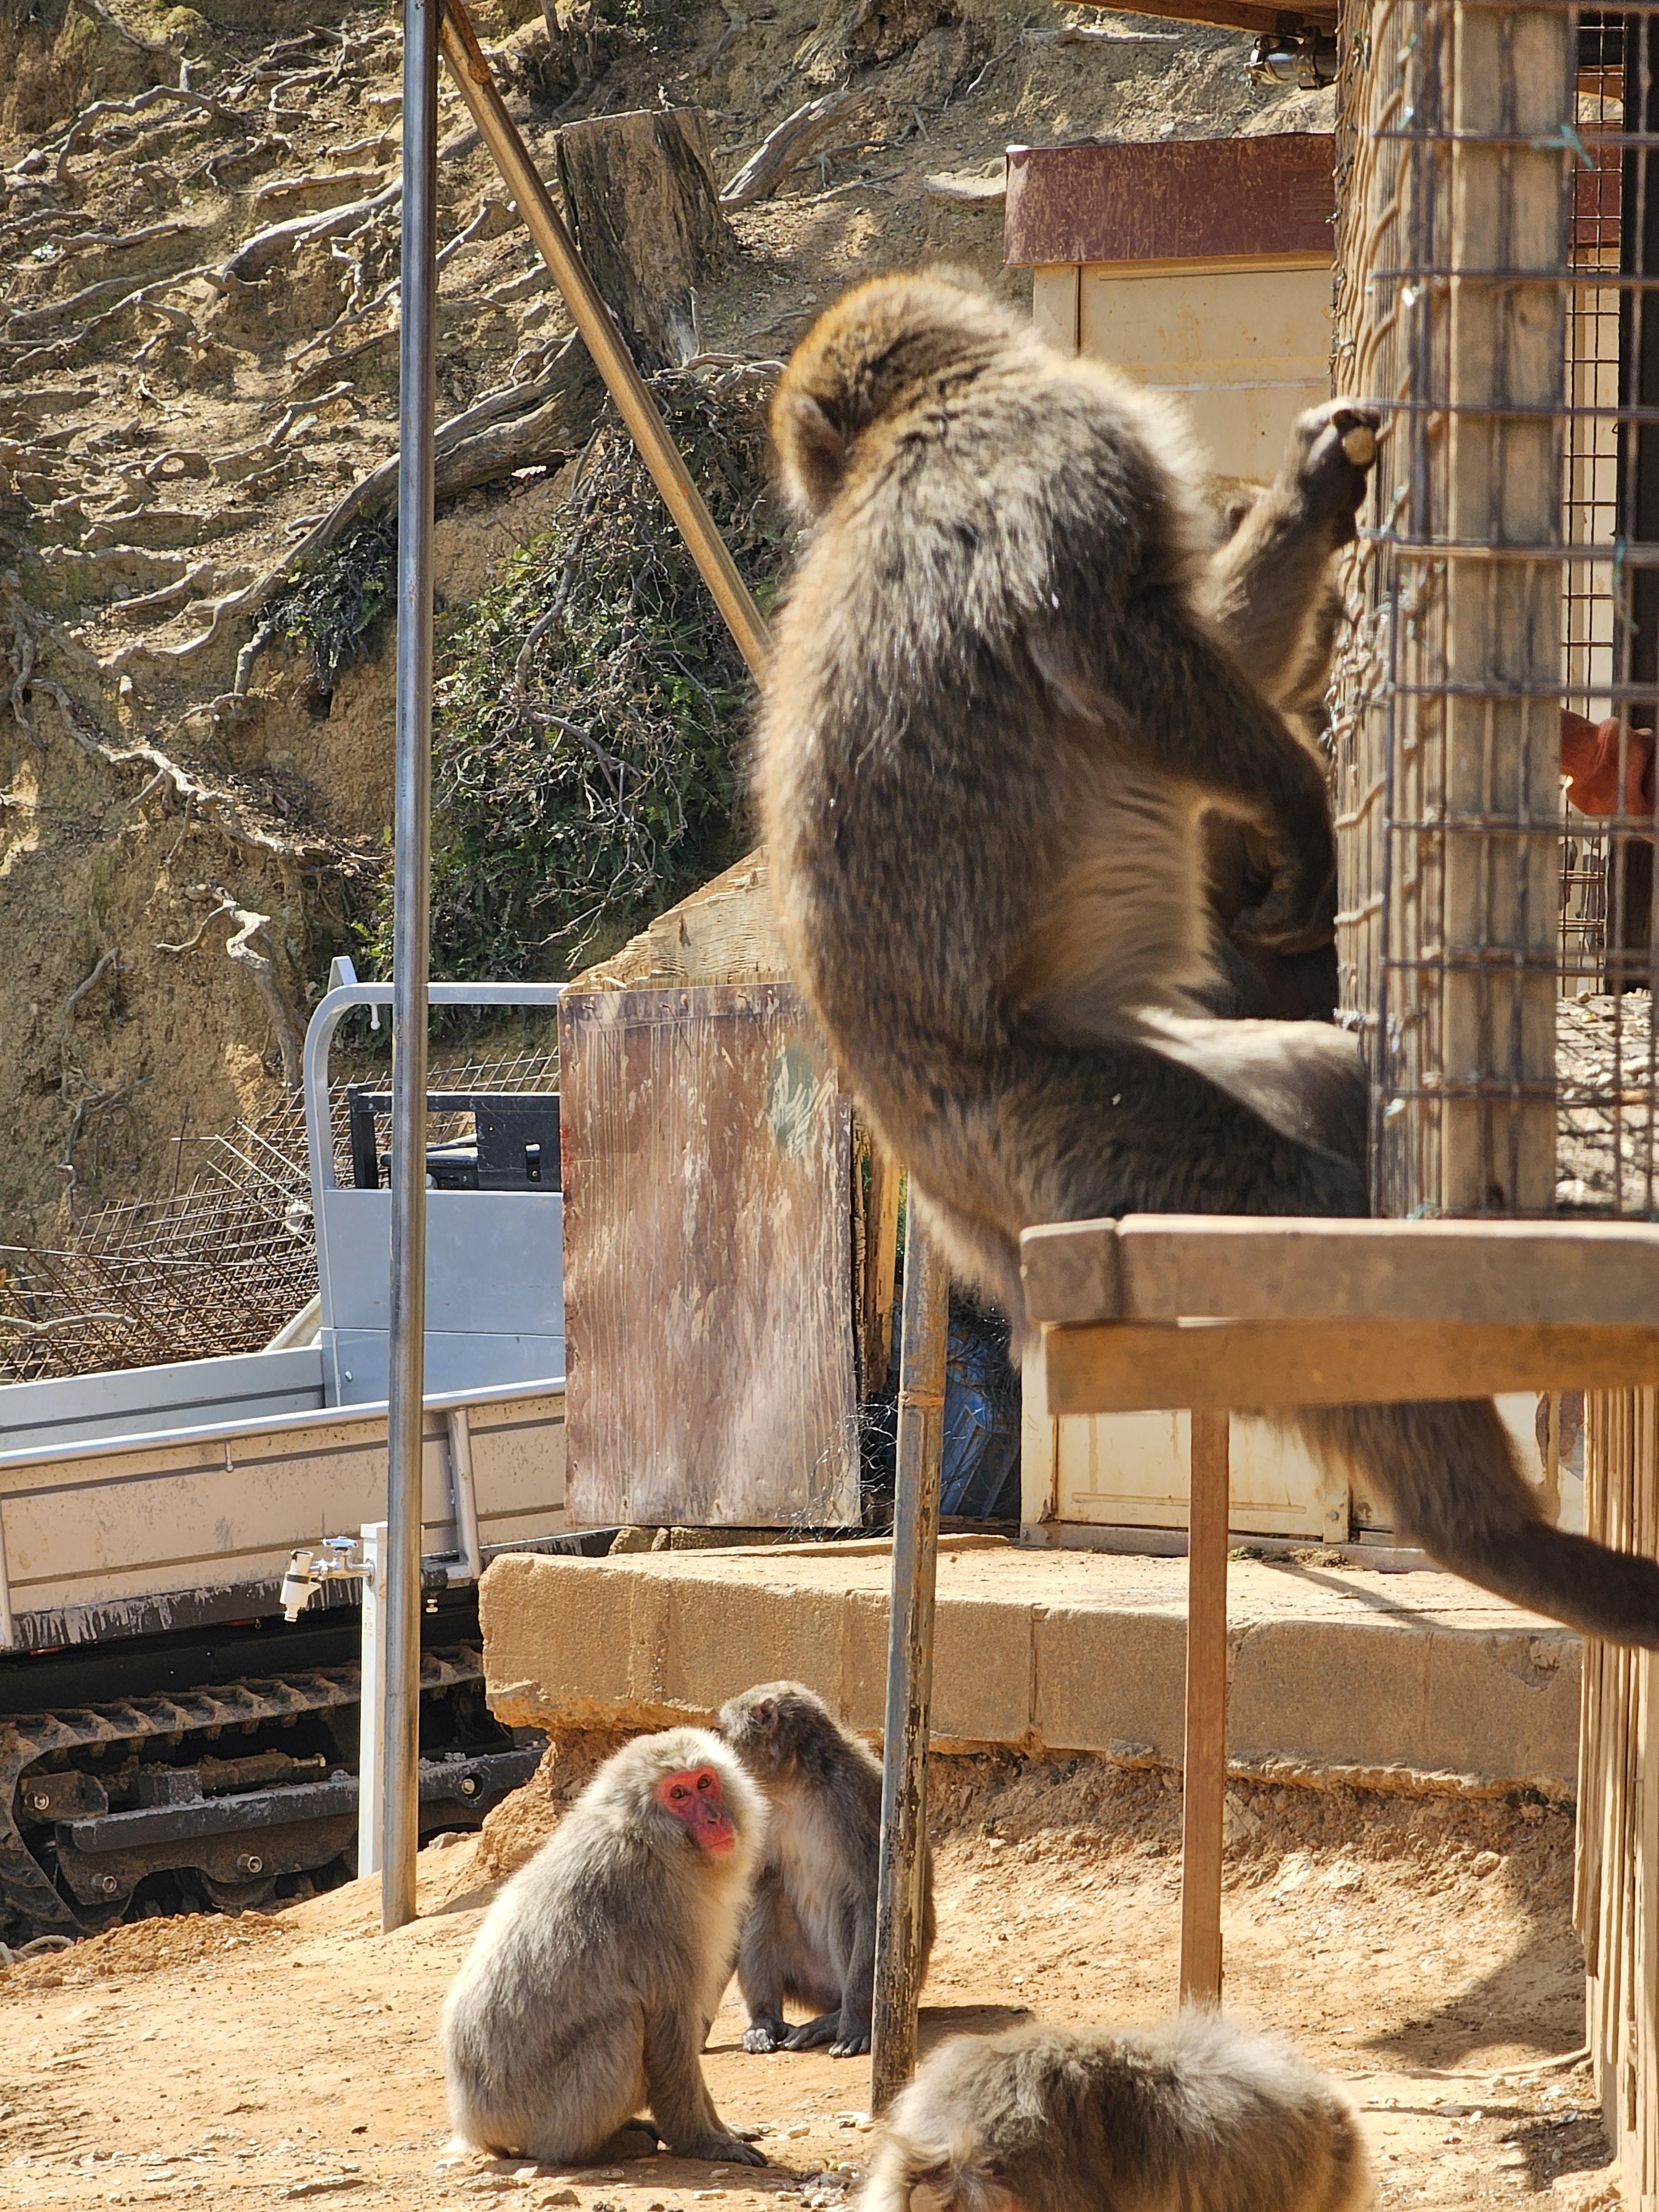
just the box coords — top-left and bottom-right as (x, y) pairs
(1179, 1408), (1229, 2005)
(560, 984), (858, 1528)
(1021, 1214), (1659, 1328)
(1040, 1318), (1659, 1417)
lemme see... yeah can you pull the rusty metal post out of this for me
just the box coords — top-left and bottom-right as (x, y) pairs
(1178, 1408), (1230, 2003)
(435, 0), (770, 681)
(870, 1204), (949, 2112)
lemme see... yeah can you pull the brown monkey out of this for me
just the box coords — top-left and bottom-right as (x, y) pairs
(1200, 469), (1349, 1024)
(862, 2013), (1371, 2212)
(755, 267), (1659, 1648)
(718, 1679), (934, 2058)
(440, 1728), (769, 2167)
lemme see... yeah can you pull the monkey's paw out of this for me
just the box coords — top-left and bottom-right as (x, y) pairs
(1287, 398), (1382, 545)
(781, 2013), (842, 2052)
(687, 2137), (768, 2168)
(828, 2033), (872, 2058)
(742, 2025), (785, 2054)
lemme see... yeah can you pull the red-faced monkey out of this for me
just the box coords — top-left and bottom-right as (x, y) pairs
(755, 267), (1659, 1647)
(441, 1728), (769, 2166)
(862, 2014), (1371, 2212)
(718, 1679), (935, 2058)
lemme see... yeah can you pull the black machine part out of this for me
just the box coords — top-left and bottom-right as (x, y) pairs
(0, 1645), (539, 1943)
(346, 1088), (561, 1193)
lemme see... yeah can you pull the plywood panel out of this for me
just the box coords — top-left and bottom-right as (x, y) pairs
(560, 984), (859, 1529)
(1077, 263), (1332, 480)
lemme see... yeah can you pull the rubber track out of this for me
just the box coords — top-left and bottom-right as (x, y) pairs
(0, 1646), (482, 1942)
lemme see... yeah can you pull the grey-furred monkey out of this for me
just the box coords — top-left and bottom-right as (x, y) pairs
(861, 2013), (1371, 2212)
(440, 1728), (769, 2167)
(718, 1679), (933, 2058)
(755, 265), (1659, 1648)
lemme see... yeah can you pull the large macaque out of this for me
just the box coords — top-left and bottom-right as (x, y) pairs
(719, 1679), (934, 2058)
(861, 2015), (1371, 2212)
(754, 266), (1659, 1648)
(440, 1728), (769, 2167)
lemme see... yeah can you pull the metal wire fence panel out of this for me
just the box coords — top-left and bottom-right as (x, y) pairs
(0, 1046), (560, 1383)
(1332, 0), (1659, 1221)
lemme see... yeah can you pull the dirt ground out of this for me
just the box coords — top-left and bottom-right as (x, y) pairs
(0, 1752), (1620, 2212)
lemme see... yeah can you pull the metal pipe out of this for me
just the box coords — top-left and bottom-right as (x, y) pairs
(870, 1203), (949, 2114)
(358, 1520), (388, 1880)
(382, 0), (440, 1936)
(434, 0), (771, 682)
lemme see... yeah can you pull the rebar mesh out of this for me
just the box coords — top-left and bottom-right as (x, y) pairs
(0, 1044), (560, 1385)
(1332, 0), (1659, 1219)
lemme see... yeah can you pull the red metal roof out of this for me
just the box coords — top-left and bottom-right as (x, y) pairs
(1004, 134), (1337, 268)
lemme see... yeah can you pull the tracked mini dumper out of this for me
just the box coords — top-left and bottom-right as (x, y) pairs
(0, 977), (593, 1948)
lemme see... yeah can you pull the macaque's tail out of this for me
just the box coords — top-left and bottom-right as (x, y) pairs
(1292, 1399), (1659, 1649)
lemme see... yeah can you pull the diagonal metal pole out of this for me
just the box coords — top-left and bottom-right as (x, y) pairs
(870, 1202), (949, 2112)
(382, 0), (439, 1936)
(435, 0), (769, 681)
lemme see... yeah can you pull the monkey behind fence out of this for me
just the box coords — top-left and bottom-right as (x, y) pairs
(754, 267), (1659, 1649)
(719, 1678), (935, 2058)
(862, 2014), (1371, 2212)
(440, 1727), (769, 2167)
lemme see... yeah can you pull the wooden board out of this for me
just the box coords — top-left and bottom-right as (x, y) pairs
(1179, 1408), (1229, 2004)
(1021, 1214), (1659, 1328)
(1040, 1318), (1659, 1418)
(560, 984), (859, 1528)
(1005, 137), (1334, 270)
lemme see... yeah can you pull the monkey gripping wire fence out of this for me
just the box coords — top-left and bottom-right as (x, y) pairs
(1331, 0), (1659, 2180)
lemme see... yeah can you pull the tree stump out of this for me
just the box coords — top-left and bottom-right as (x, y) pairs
(554, 108), (736, 371)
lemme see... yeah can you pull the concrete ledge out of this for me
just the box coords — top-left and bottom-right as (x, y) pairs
(479, 1537), (1582, 1794)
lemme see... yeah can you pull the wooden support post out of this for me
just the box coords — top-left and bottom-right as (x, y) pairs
(1178, 1408), (1229, 2006)
(871, 1206), (948, 2113)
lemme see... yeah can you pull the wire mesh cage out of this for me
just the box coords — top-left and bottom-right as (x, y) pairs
(1332, 0), (1659, 1223)
(1332, 1), (1659, 2182)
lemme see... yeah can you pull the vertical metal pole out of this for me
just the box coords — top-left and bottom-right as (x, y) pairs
(870, 1203), (949, 2114)
(382, 0), (439, 1936)
(358, 1521), (388, 1881)
(1178, 1409), (1230, 2005)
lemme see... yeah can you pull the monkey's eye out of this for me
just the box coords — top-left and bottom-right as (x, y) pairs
(696, 1772), (713, 1790)
(670, 1784), (688, 1801)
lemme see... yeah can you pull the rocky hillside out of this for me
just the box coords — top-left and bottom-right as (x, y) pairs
(0, 0), (1331, 1241)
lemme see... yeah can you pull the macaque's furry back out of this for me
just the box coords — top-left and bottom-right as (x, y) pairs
(862, 2014), (1370, 2212)
(755, 268), (1659, 1649)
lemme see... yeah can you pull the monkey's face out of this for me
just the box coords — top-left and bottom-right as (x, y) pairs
(654, 1762), (739, 1858)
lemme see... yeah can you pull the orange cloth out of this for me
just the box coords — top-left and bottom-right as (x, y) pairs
(1562, 709), (1656, 828)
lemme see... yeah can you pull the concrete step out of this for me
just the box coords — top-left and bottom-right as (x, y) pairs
(479, 1536), (1580, 1796)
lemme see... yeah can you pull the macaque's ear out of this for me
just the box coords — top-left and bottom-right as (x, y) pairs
(754, 1697), (779, 1733)
(775, 390), (848, 518)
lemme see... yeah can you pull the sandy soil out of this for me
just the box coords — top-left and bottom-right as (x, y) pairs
(0, 1754), (1619, 2212)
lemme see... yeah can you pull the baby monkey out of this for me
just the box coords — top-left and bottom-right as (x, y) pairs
(863, 2013), (1371, 2212)
(719, 1680), (935, 2058)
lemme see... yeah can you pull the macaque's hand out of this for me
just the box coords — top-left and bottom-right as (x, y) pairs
(1283, 398), (1381, 546)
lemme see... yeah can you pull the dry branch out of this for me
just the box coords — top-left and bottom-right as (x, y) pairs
(157, 890), (304, 1090)
(145, 340), (601, 675)
(719, 90), (859, 206)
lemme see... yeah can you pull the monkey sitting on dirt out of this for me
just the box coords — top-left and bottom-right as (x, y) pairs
(440, 1727), (769, 2167)
(755, 265), (1659, 1648)
(862, 2013), (1371, 2212)
(719, 1679), (933, 2058)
